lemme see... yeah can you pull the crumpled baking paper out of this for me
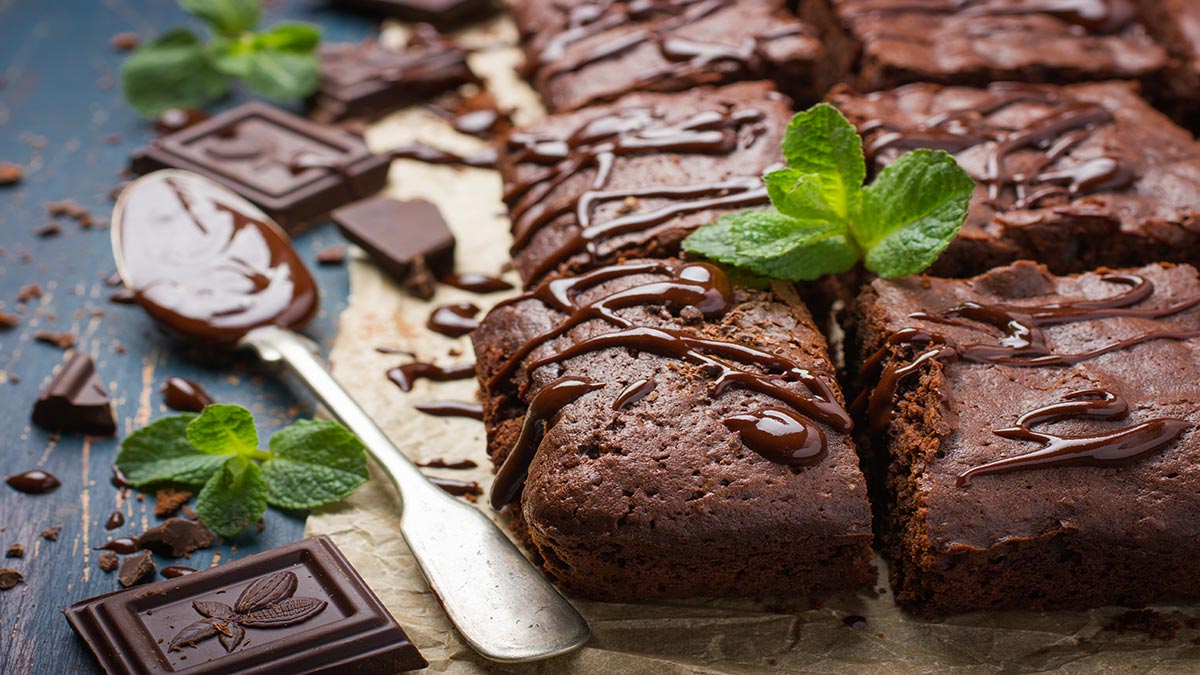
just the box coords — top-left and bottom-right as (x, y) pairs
(306, 14), (1200, 674)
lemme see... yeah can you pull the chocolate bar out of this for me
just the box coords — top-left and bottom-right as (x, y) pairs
(31, 353), (116, 436)
(331, 197), (456, 296)
(130, 102), (390, 233)
(65, 536), (427, 674)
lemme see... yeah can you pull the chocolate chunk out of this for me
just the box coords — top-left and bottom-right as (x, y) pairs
(331, 197), (456, 294)
(109, 32), (139, 51)
(5, 543), (23, 558)
(46, 199), (94, 228)
(32, 353), (116, 436)
(41, 526), (61, 541)
(34, 331), (75, 349)
(0, 162), (23, 185)
(118, 550), (156, 587)
(17, 283), (41, 302)
(139, 518), (215, 557)
(97, 551), (119, 572)
(0, 568), (22, 590)
(153, 488), (193, 517)
(315, 244), (347, 265)
(131, 102), (390, 233)
(34, 223), (61, 237)
(0, 311), (18, 329)
(66, 536), (428, 673)
(333, 0), (497, 26)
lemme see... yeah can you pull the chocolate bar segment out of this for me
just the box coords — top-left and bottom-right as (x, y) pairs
(332, 197), (456, 293)
(65, 536), (427, 674)
(32, 353), (116, 436)
(130, 102), (390, 233)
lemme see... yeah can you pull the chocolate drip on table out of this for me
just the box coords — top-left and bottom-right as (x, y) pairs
(160, 565), (198, 579)
(438, 273), (514, 293)
(414, 400), (484, 420)
(862, 82), (1134, 210)
(427, 303), (480, 338)
(428, 476), (483, 497)
(95, 537), (140, 554)
(957, 389), (1188, 486)
(387, 143), (498, 168)
(840, 0), (1136, 34)
(162, 377), (213, 412)
(504, 106), (770, 280)
(489, 261), (851, 507)
(105, 511), (125, 530)
(418, 458), (479, 469)
(387, 361), (476, 392)
(6, 470), (61, 494)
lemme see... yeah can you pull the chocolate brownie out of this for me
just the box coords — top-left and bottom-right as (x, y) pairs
(472, 259), (874, 600)
(1135, 0), (1200, 117)
(803, 0), (1166, 92)
(501, 81), (790, 284)
(512, 0), (825, 112)
(848, 261), (1200, 615)
(830, 81), (1200, 277)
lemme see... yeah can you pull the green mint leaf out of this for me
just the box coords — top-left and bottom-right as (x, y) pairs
(180, 0), (261, 36)
(763, 168), (844, 225)
(116, 414), (229, 486)
(852, 149), (974, 279)
(234, 47), (320, 101)
(254, 22), (320, 52)
(120, 29), (230, 117)
(196, 455), (268, 537)
(682, 214), (758, 268)
(778, 103), (865, 221)
(186, 404), (260, 458)
(260, 420), (369, 510)
(729, 210), (859, 281)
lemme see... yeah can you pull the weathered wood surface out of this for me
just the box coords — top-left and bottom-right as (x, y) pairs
(0, 2), (375, 671)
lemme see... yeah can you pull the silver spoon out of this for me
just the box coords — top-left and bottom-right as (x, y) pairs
(111, 169), (589, 663)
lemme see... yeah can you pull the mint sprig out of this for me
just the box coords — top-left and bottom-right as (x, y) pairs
(116, 404), (368, 537)
(121, 0), (321, 117)
(684, 103), (974, 281)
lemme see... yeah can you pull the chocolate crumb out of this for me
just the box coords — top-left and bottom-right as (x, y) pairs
(40, 526), (61, 541)
(34, 331), (75, 349)
(0, 162), (23, 185)
(0, 568), (23, 590)
(45, 199), (94, 228)
(110, 32), (139, 51)
(118, 550), (155, 587)
(154, 488), (193, 517)
(315, 244), (346, 265)
(0, 312), (18, 329)
(34, 223), (61, 238)
(180, 505), (198, 520)
(5, 544), (23, 558)
(17, 284), (42, 302)
(97, 550), (119, 572)
(139, 518), (215, 557)
(105, 133), (122, 145)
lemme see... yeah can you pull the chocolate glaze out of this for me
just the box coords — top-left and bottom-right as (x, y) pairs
(427, 302), (480, 337)
(6, 470), (61, 494)
(489, 261), (852, 506)
(388, 143), (498, 168)
(863, 83), (1133, 210)
(453, 109), (505, 138)
(387, 361), (476, 392)
(842, 0), (1137, 34)
(95, 537), (140, 554)
(418, 458), (479, 469)
(161, 377), (213, 412)
(612, 378), (656, 410)
(957, 389), (1189, 486)
(438, 272), (514, 293)
(160, 565), (198, 579)
(105, 511), (125, 530)
(414, 400), (484, 420)
(374, 346), (415, 356)
(504, 106), (769, 280)
(115, 171), (318, 345)
(428, 476), (483, 496)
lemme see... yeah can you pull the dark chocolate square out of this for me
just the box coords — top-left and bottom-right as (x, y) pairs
(131, 102), (390, 233)
(65, 536), (427, 674)
(331, 197), (457, 283)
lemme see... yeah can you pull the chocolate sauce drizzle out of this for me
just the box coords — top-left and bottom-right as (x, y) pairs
(842, 0), (1136, 34)
(427, 303), (480, 338)
(861, 82), (1134, 210)
(438, 272), (514, 294)
(95, 537), (140, 554)
(488, 261), (850, 507)
(612, 378), (656, 410)
(387, 361), (476, 392)
(5, 470), (61, 494)
(957, 389), (1188, 486)
(504, 105), (770, 280)
(414, 400), (484, 420)
(162, 377), (214, 412)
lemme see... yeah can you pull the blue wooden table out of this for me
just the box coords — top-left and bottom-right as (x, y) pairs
(0, 1), (378, 671)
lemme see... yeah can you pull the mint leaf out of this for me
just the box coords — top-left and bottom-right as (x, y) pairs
(682, 213), (757, 268)
(180, 0), (261, 36)
(120, 29), (230, 117)
(728, 211), (859, 281)
(763, 168), (845, 225)
(186, 404), (260, 458)
(254, 22), (320, 52)
(853, 149), (975, 279)
(116, 414), (229, 486)
(239, 48), (319, 101)
(261, 420), (369, 509)
(197, 456), (268, 537)
(778, 103), (865, 221)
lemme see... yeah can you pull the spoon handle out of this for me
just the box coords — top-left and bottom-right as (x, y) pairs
(240, 326), (590, 663)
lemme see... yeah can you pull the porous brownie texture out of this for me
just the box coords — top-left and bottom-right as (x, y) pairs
(848, 261), (1200, 615)
(831, 80), (1200, 277)
(1135, 0), (1200, 119)
(501, 81), (792, 285)
(473, 259), (875, 600)
(512, 0), (825, 112)
(802, 0), (1166, 92)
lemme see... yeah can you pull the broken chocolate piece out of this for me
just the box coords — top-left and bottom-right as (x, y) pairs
(31, 353), (116, 436)
(34, 223), (61, 237)
(0, 568), (23, 590)
(154, 488), (194, 517)
(34, 331), (75, 349)
(118, 550), (156, 587)
(97, 551), (119, 572)
(17, 283), (42, 302)
(331, 197), (456, 292)
(110, 32), (139, 51)
(0, 162), (23, 185)
(139, 518), (215, 557)
(0, 311), (18, 329)
(6, 543), (24, 558)
(46, 199), (94, 227)
(41, 526), (61, 541)
(66, 536), (428, 673)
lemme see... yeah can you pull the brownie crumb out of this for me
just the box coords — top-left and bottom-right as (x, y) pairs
(154, 488), (193, 517)
(40, 526), (61, 541)
(110, 32), (139, 51)
(34, 223), (61, 238)
(0, 312), (18, 330)
(404, 256), (437, 300)
(45, 199), (94, 228)
(0, 162), (23, 185)
(1104, 609), (1181, 641)
(118, 550), (155, 587)
(139, 518), (214, 557)
(17, 284), (42, 302)
(97, 550), (119, 572)
(315, 244), (347, 265)
(5, 544), (23, 558)
(34, 331), (75, 349)
(180, 504), (198, 520)
(0, 568), (23, 590)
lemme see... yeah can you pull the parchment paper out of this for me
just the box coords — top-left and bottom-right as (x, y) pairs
(306, 15), (1200, 674)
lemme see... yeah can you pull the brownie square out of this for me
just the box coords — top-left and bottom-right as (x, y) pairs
(830, 80), (1200, 277)
(1136, 0), (1200, 116)
(131, 102), (390, 233)
(501, 81), (792, 284)
(473, 258), (875, 601)
(512, 0), (825, 112)
(803, 0), (1166, 91)
(849, 261), (1200, 615)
